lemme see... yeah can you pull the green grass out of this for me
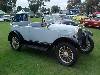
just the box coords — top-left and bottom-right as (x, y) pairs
(30, 18), (42, 22)
(0, 20), (100, 75)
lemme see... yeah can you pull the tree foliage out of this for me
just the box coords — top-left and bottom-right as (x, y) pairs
(17, 6), (22, 12)
(67, 0), (81, 9)
(28, 0), (50, 14)
(51, 5), (60, 13)
(0, 0), (17, 13)
(85, 0), (100, 14)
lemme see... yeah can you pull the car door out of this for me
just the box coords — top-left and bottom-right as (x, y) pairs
(29, 25), (58, 43)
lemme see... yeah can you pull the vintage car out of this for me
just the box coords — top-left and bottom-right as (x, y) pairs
(8, 13), (94, 66)
(83, 14), (100, 28)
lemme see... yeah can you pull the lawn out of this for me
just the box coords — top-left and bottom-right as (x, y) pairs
(0, 20), (100, 75)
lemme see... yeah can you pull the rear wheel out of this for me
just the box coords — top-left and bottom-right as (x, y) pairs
(10, 35), (22, 51)
(55, 42), (77, 66)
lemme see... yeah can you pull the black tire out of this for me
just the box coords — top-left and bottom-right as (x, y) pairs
(55, 42), (77, 66)
(80, 37), (94, 54)
(10, 35), (22, 51)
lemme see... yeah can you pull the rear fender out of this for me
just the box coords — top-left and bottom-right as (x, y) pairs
(8, 30), (24, 43)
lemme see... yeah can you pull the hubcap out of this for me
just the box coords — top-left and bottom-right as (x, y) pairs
(59, 46), (73, 64)
(12, 37), (19, 49)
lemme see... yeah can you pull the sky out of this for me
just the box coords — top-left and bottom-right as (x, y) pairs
(16, 0), (85, 10)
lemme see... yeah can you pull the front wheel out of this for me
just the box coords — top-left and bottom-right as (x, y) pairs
(55, 42), (77, 66)
(80, 37), (94, 54)
(10, 35), (22, 51)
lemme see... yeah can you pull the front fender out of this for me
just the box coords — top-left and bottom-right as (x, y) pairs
(52, 37), (80, 49)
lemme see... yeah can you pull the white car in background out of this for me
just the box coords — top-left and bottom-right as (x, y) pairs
(3, 15), (11, 21)
(0, 15), (11, 22)
(0, 15), (4, 21)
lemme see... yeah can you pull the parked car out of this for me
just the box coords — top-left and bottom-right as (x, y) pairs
(59, 14), (72, 20)
(3, 15), (11, 21)
(66, 15), (77, 20)
(83, 14), (100, 28)
(74, 15), (88, 21)
(0, 15), (4, 21)
(8, 13), (94, 66)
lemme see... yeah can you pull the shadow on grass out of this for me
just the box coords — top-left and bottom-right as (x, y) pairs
(16, 46), (96, 68)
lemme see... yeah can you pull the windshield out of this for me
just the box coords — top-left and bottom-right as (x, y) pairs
(44, 15), (61, 24)
(44, 15), (70, 24)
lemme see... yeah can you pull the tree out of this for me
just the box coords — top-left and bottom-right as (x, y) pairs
(41, 7), (46, 13)
(41, 7), (50, 14)
(17, 6), (22, 12)
(0, 0), (17, 13)
(67, 0), (81, 10)
(28, 0), (50, 14)
(85, 0), (100, 15)
(51, 5), (60, 13)
(29, 4), (40, 14)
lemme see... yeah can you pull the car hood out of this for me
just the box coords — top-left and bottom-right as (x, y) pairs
(48, 24), (79, 32)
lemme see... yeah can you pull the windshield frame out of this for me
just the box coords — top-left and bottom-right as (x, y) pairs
(44, 14), (71, 24)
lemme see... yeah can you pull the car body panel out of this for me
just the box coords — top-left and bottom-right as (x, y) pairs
(11, 21), (78, 43)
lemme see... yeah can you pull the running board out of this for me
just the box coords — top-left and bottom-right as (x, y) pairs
(27, 45), (49, 51)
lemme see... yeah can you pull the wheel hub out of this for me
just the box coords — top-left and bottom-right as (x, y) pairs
(12, 37), (19, 49)
(63, 51), (69, 57)
(59, 45), (73, 64)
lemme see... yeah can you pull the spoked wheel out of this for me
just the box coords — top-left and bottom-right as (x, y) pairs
(80, 37), (94, 54)
(55, 42), (77, 66)
(10, 35), (22, 51)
